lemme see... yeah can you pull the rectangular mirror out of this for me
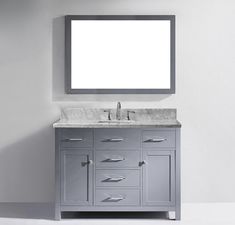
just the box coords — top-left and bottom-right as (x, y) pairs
(65, 15), (175, 94)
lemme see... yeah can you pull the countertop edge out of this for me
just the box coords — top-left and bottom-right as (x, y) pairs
(52, 121), (182, 128)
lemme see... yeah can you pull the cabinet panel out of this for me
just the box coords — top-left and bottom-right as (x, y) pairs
(94, 128), (140, 149)
(95, 169), (140, 187)
(95, 189), (140, 206)
(60, 129), (93, 148)
(61, 150), (93, 205)
(142, 130), (175, 148)
(95, 150), (140, 168)
(143, 150), (175, 206)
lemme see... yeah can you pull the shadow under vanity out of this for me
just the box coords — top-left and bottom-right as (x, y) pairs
(53, 107), (181, 220)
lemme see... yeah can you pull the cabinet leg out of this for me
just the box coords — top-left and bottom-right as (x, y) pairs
(168, 210), (181, 220)
(55, 212), (61, 220)
(175, 208), (181, 220)
(55, 207), (61, 220)
(168, 211), (175, 220)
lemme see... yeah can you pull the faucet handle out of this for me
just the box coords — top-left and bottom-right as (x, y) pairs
(104, 109), (112, 121)
(127, 110), (135, 121)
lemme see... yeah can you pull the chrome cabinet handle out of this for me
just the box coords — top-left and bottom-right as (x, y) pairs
(103, 138), (124, 142)
(88, 159), (93, 165)
(145, 138), (166, 142)
(104, 157), (125, 162)
(106, 196), (125, 201)
(139, 160), (147, 166)
(104, 176), (125, 182)
(63, 138), (83, 142)
(82, 159), (93, 166)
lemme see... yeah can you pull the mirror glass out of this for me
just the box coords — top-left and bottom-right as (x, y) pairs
(65, 16), (175, 94)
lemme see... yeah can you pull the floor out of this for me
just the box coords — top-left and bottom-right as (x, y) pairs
(0, 203), (234, 225)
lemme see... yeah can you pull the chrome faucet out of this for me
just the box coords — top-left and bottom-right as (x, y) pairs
(116, 102), (121, 120)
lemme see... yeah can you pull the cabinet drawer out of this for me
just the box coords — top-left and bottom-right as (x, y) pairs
(94, 129), (140, 149)
(142, 130), (175, 148)
(95, 150), (140, 168)
(96, 170), (140, 187)
(95, 189), (139, 206)
(60, 129), (93, 148)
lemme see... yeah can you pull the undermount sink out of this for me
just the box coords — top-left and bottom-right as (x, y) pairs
(98, 120), (135, 124)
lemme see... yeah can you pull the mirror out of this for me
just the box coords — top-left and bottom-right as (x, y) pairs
(65, 15), (175, 94)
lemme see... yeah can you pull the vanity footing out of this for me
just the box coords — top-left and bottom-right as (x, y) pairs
(55, 208), (181, 220)
(168, 211), (181, 220)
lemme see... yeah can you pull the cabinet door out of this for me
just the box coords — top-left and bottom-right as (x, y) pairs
(143, 150), (175, 206)
(61, 150), (93, 205)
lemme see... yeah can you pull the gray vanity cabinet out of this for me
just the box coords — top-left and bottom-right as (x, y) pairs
(55, 128), (181, 220)
(143, 150), (175, 206)
(60, 150), (93, 205)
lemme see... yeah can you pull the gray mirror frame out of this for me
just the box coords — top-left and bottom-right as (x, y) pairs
(65, 15), (175, 94)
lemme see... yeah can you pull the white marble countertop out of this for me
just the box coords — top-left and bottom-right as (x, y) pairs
(53, 120), (181, 128)
(53, 108), (181, 128)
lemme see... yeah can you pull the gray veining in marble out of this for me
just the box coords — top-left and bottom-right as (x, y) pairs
(53, 108), (181, 128)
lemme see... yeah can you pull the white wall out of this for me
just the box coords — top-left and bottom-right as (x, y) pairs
(0, 0), (235, 203)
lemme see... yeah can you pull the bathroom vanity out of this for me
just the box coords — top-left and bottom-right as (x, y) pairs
(55, 14), (179, 220)
(53, 108), (181, 220)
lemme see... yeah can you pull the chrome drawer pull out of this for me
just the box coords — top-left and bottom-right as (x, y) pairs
(139, 160), (148, 166)
(104, 176), (125, 182)
(82, 159), (93, 166)
(88, 159), (93, 165)
(63, 138), (83, 142)
(103, 157), (125, 162)
(106, 196), (125, 201)
(145, 138), (166, 142)
(103, 138), (124, 142)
